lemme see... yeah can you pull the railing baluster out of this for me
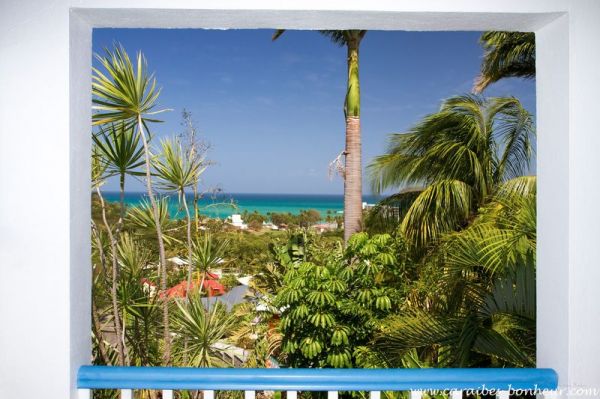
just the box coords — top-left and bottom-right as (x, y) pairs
(371, 391), (381, 399)
(450, 390), (462, 399)
(328, 391), (338, 399)
(204, 390), (215, 399)
(121, 389), (133, 399)
(496, 390), (509, 399)
(245, 390), (256, 399)
(78, 389), (91, 399)
(410, 391), (423, 399)
(288, 391), (298, 399)
(163, 389), (173, 399)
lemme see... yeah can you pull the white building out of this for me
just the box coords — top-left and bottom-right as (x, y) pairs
(230, 214), (248, 229)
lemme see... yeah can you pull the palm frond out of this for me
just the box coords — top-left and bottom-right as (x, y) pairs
(154, 137), (205, 194)
(172, 298), (238, 367)
(363, 189), (422, 234)
(126, 198), (180, 245)
(474, 31), (535, 93)
(93, 122), (145, 179)
(92, 44), (168, 126)
(400, 180), (474, 247)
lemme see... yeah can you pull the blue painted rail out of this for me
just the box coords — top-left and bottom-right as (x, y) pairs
(78, 366), (558, 391)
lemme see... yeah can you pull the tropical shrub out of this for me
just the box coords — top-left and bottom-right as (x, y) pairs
(275, 232), (400, 368)
(373, 177), (537, 367)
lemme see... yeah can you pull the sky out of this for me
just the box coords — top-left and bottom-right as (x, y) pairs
(92, 29), (536, 194)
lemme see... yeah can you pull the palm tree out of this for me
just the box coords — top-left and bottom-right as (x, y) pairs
(92, 44), (173, 364)
(273, 30), (367, 242)
(172, 297), (238, 367)
(91, 146), (129, 365)
(473, 32), (535, 93)
(154, 138), (205, 297)
(191, 233), (230, 296)
(368, 95), (534, 248)
(373, 179), (537, 367)
(93, 121), (145, 226)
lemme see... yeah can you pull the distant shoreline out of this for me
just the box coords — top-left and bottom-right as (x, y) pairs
(100, 191), (380, 220)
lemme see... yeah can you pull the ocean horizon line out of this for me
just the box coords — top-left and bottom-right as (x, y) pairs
(100, 191), (374, 197)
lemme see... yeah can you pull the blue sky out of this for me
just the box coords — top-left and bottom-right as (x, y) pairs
(93, 29), (536, 194)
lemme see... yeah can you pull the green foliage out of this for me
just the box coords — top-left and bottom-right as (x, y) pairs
(368, 95), (534, 248)
(474, 32), (535, 93)
(93, 122), (145, 182)
(92, 44), (167, 127)
(126, 198), (181, 246)
(275, 232), (399, 368)
(172, 298), (238, 367)
(154, 137), (205, 195)
(373, 181), (537, 367)
(192, 233), (230, 275)
(116, 234), (162, 366)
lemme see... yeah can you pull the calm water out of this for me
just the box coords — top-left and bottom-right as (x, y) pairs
(103, 192), (381, 220)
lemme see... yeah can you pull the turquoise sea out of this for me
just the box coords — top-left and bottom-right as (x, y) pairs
(103, 192), (381, 220)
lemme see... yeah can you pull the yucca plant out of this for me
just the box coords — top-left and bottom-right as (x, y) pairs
(126, 197), (180, 247)
(116, 233), (162, 366)
(191, 233), (230, 296)
(155, 138), (205, 297)
(172, 297), (238, 367)
(273, 30), (367, 242)
(92, 44), (173, 364)
(473, 31), (535, 93)
(93, 121), (145, 225)
(91, 145), (129, 365)
(368, 95), (534, 249)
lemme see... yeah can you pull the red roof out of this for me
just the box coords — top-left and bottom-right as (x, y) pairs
(159, 277), (226, 299)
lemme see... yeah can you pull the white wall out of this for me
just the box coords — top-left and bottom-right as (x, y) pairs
(1, 1), (599, 398)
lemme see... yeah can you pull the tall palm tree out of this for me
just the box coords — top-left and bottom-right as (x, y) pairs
(368, 95), (534, 248)
(92, 44), (173, 364)
(473, 32), (535, 93)
(93, 121), (145, 226)
(91, 146), (128, 365)
(273, 30), (367, 242)
(154, 138), (205, 296)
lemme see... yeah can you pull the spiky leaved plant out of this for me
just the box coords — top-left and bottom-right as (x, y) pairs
(92, 44), (173, 364)
(154, 138), (205, 297)
(91, 145), (129, 365)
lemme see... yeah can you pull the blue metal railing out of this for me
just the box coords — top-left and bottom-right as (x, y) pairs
(78, 366), (558, 392)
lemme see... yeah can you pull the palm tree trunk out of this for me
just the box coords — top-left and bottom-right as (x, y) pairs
(95, 186), (127, 365)
(182, 190), (194, 297)
(137, 115), (171, 365)
(343, 39), (363, 242)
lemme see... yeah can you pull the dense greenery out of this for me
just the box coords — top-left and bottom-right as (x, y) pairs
(275, 232), (399, 367)
(91, 30), (538, 399)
